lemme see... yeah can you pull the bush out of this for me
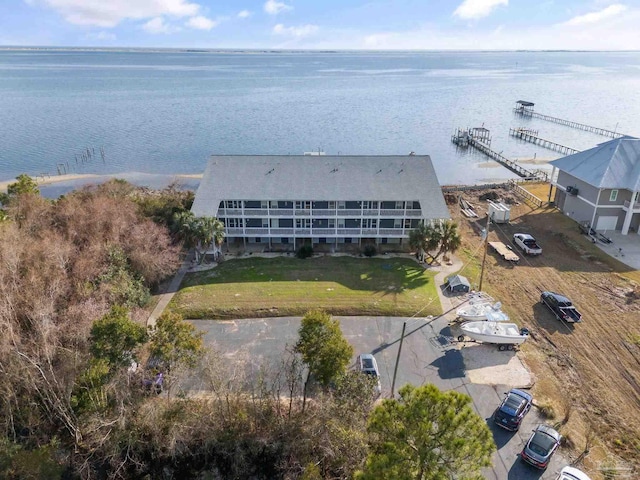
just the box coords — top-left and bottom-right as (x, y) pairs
(363, 244), (377, 257)
(296, 244), (314, 259)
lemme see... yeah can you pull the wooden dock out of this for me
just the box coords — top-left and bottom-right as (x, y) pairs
(513, 103), (624, 138)
(467, 136), (548, 181)
(509, 127), (579, 156)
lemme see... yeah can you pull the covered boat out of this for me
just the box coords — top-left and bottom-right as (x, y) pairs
(458, 321), (529, 348)
(456, 301), (509, 321)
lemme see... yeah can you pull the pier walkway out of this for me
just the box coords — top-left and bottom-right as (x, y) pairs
(513, 102), (625, 138)
(467, 137), (548, 182)
(509, 127), (579, 156)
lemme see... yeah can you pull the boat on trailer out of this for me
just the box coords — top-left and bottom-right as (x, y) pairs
(458, 321), (529, 350)
(456, 301), (510, 321)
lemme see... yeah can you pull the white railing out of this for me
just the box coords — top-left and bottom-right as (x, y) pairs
(337, 209), (362, 216)
(379, 228), (405, 235)
(270, 228), (294, 235)
(313, 228), (335, 234)
(269, 209), (294, 216)
(295, 229), (311, 235)
(244, 228), (269, 234)
(244, 208), (268, 216)
(337, 228), (361, 235)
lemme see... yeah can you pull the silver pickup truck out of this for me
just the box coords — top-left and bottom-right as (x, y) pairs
(513, 233), (542, 255)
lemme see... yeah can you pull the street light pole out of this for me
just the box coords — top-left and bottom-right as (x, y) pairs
(478, 213), (492, 292)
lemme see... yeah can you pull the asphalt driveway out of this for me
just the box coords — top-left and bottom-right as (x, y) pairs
(192, 315), (569, 480)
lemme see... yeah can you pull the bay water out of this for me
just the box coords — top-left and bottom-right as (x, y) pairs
(1, 49), (639, 188)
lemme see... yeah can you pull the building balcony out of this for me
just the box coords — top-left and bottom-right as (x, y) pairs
(379, 228), (405, 236)
(270, 209), (294, 216)
(623, 200), (640, 212)
(224, 227), (410, 238)
(244, 208), (268, 216)
(270, 228), (294, 235)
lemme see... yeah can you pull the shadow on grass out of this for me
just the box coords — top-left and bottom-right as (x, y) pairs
(181, 256), (433, 293)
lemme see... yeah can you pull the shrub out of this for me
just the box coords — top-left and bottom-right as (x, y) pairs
(296, 244), (314, 259)
(363, 244), (377, 257)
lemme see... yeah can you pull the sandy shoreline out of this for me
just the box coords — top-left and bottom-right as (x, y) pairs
(0, 173), (204, 192)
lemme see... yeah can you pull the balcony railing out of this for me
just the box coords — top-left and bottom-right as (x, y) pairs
(337, 209), (362, 216)
(270, 228), (294, 235)
(244, 208), (268, 216)
(623, 200), (640, 211)
(337, 228), (361, 235)
(244, 228), (269, 234)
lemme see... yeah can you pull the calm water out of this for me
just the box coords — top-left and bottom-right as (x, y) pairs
(1, 49), (640, 186)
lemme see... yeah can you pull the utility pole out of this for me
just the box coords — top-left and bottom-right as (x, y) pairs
(390, 321), (407, 398)
(478, 213), (492, 292)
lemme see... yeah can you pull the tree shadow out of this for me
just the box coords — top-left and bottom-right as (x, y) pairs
(429, 349), (465, 380)
(181, 256), (433, 293)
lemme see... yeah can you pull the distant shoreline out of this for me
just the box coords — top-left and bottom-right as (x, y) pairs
(0, 173), (204, 193)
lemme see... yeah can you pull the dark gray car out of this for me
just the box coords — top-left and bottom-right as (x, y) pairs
(521, 424), (562, 469)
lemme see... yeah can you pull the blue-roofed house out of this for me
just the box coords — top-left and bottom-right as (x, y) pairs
(549, 137), (640, 235)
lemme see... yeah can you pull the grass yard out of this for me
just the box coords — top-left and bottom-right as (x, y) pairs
(169, 256), (441, 319)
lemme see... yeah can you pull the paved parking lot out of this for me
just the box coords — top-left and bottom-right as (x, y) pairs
(193, 315), (568, 479)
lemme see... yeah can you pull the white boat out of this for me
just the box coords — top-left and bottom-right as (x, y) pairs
(459, 321), (529, 347)
(456, 301), (509, 321)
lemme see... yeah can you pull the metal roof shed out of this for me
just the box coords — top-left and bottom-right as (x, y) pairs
(445, 274), (471, 293)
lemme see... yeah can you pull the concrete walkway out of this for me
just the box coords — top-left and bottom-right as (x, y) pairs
(147, 251), (195, 328)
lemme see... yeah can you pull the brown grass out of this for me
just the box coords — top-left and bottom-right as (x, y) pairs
(452, 187), (640, 473)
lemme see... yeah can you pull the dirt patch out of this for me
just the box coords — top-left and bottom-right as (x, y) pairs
(449, 186), (640, 473)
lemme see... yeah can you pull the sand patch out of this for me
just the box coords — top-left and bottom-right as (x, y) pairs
(460, 343), (533, 388)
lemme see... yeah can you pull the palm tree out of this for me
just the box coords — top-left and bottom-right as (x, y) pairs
(409, 222), (441, 264)
(433, 220), (461, 263)
(194, 216), (225, 262)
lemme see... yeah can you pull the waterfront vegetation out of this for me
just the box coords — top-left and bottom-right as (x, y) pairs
(171, 256), (442, 319)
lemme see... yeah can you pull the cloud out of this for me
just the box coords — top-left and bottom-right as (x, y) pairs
(453, 0), (508, 20)
(86, 31), (116, 41)
(273, 23), (318, 37)
(562, 4), (627, 26)
(186, 15), (218, 30)
(37, 0), (200, 28)
(237, 10), (251, 19)
(142, 17), (178, 34)
(264, 0), (292, 15)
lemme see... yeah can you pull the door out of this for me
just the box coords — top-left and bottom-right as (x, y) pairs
(596, 216), (618, 231)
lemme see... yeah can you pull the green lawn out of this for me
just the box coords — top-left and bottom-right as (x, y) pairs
(169, 256), (442, 319)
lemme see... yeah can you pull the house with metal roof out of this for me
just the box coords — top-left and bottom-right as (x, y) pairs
(190, 155), (450, 250)
(549, 137), (640, 235)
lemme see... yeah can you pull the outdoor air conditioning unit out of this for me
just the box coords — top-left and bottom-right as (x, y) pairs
(566, 186), (578, 196)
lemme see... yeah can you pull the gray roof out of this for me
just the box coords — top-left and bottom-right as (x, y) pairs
(191, 155), (450, 219)
(447, 274), (470, 287)
(549, 137), (640, 190)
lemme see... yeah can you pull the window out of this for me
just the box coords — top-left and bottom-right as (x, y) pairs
(328, 219), (336, 228)
(363, 219), (377, 229)
(395, 201), (404, 210)
(261, 201), (268, 209)
(338, 201), (346, 209)
(610, 190), (618, 202)
(296, 219), (311, 228)
(225, 200), (241, 209)
(363, 201), (378, 210)
(328, 201), (336, 209)
(225, 218), (243, 228)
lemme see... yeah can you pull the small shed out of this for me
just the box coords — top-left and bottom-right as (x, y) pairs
(488, 200), (511, 224)
(445, 274), (471, 294)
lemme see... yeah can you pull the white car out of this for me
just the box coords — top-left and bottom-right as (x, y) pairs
(513, 233), (542, 255)
(356, 353), (382, 395)
(555, 466), (592, 480)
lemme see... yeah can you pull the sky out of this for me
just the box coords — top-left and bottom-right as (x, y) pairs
(1, 0), (639, 50)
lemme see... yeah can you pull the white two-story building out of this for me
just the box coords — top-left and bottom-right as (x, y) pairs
(190, 155), (450, 250)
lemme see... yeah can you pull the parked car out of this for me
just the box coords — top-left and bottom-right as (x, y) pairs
(356, 353), (382, 395)
(540, 291), (582, 323)
(555, 466), (592, 480)
(521, 424), (562, 469)
(513, 233), (542, 255)
(493, 388), (533, 431)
